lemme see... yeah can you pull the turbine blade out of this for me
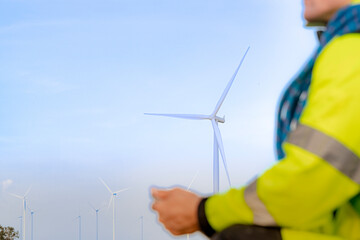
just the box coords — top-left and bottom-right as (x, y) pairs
(187, 171), (199, 191)
(144, 113), (210, 120)
(88, 202), (96, 211)
(114, 188), (129, 194)
(9, 193), (23, 199)
(24, 186), (32, 197)
(211, 120), (231, 187)
(108, 196), (114, 209)
(211, 46), (250, 117)
(134, 216), (142, 223)
(98, 177), (113, 194)
(27, 206), (33, 212)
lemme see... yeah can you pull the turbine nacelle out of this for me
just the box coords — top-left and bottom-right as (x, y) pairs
(213, 115), (225, 123)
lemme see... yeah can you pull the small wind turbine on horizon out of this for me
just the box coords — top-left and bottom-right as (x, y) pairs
(28, 207), (38, 240)
(136, 216), (144, 240)
(98, 177), (129, 240)
(18, 216), (23, 240)
(145, 47), (250, 193)
(76, 215), (81, 240)
(89, 202), (101, 240)
(186, 171), (199, 240)
(9, 186), (32, 240)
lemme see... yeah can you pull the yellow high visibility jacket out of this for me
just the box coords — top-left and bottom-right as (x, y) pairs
(202, 12), (360, 240)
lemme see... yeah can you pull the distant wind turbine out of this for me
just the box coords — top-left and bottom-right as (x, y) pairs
(18, 216), (23, 240)
(186, 171), (199, 240)
(141, 216), (144, 240)
(9, 186), (32, 240)
(145, 47), (250, 193)
(30, 210), (34, 240)
(76, 215), (81, 240)
(136, 216), (144, 240)
(89, 202), (101, 240)
(28, 207), (38, 240)
(98, 177), (129, 240)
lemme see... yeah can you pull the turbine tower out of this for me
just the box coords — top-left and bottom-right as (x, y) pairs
(89, 203), (100, 240)
(9, 186), (32, 240)
(146, 47), (250, 193)
(139, 216), (144, 240)
(135, 215), (144, 240)
(30, 210), (34, 240)
(98, 177), (128, 240)
(28, 208), (37, 240)
(76, 215), (81, 240)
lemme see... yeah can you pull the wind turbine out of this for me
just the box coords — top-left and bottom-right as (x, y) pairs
(30, 210), (34, 240)
(186, 171), (199, 240)
(136, 216), (144, 240)
(18, 216), (23, 240)
(145, 47), (250, 193)
(76, 215), (81, 240)
(98, 177), (128, 240)
(89, 202), (101, 240)
(9, 186), (32, 240)
(28, 207), (37, 240)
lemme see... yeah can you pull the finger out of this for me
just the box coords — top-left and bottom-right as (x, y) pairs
(151, 202), (168, 219)
(152, 201), (161, 212)
(151, 188), (169, 200)
(158, 216), (167, 224)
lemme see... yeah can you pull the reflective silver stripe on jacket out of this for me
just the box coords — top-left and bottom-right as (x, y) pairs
(244, 180), (277, 226)
(287, 123), (360, 183)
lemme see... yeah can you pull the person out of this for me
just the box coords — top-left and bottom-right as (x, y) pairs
(151, 0), (360, 239)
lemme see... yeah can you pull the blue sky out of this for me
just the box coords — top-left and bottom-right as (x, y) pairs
(0, 0), (317, 239)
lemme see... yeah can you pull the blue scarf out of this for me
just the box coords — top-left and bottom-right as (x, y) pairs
(276, 4), (360, 160)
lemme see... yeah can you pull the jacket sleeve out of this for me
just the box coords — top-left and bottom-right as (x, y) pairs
(199, 33), (360, 235)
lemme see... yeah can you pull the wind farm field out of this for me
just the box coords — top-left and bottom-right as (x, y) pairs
(0, 0), (317, 240)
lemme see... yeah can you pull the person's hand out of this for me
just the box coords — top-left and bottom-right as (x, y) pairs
(151, 187), (202, 236)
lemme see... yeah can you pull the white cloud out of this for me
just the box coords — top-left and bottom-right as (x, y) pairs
(2, 179), (13, 192)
